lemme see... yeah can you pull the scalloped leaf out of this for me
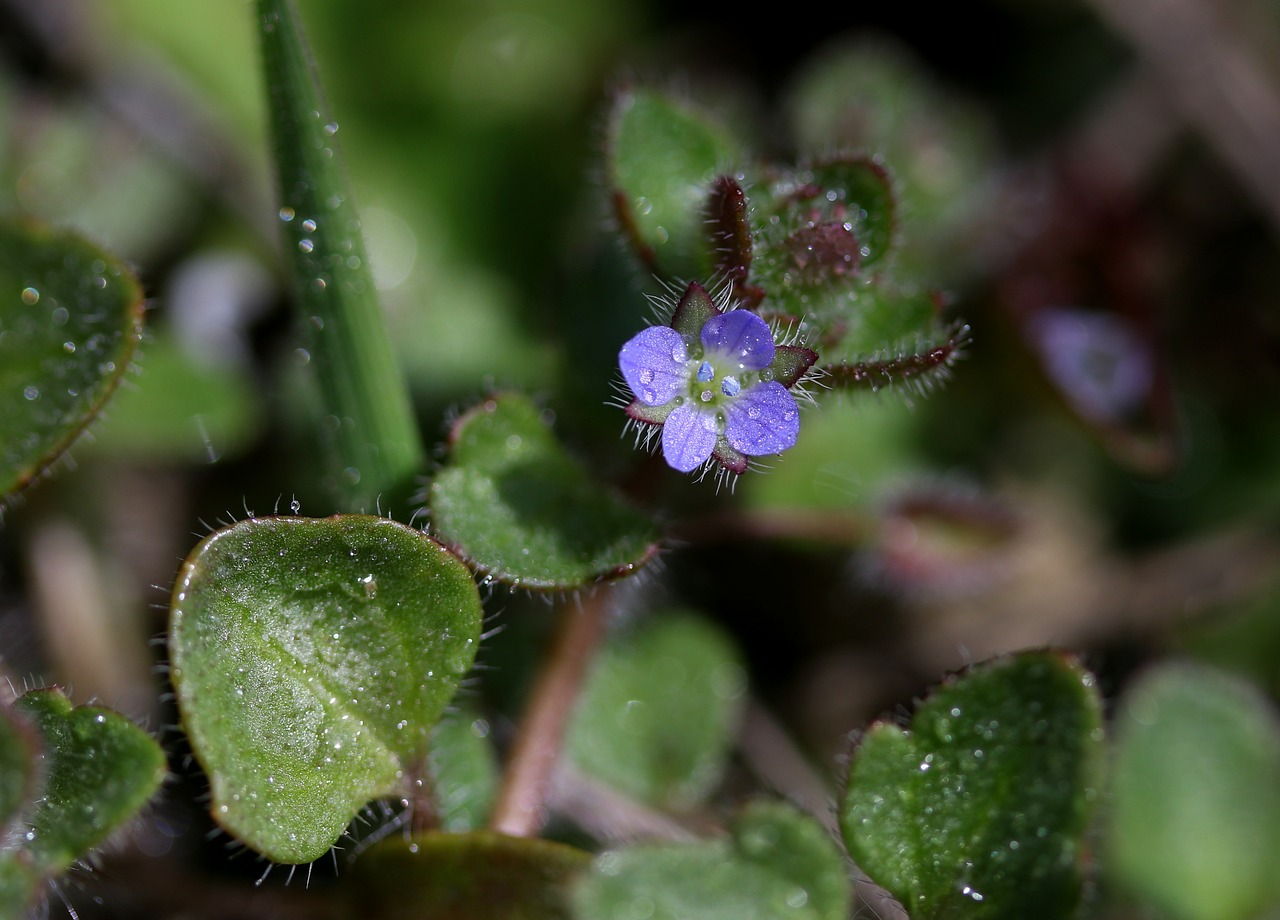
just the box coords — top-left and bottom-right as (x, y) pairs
(564, 611), (746, 810)
(607, 89), (739, 282)
(169, 514), (482, 863)
(841, 651), (1103, 920)
(572, 800), (851, 920)
(354, 832), (590, 920)
(0, 219), (144, 503)
(428, 393), (660, 590)
(0, 689), (165, 915)
(1108, 663), (1280, 920)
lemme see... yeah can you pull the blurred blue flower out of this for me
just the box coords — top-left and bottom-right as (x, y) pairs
(619, 285), (815, 474)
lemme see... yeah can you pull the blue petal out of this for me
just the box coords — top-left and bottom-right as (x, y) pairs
(619, 325), (688, 406)
(701, 310), (775, 371)
(661, 404), (718, 472)
(724, 381), (799, 456)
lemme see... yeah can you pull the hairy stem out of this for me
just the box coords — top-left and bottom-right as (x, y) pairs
(490, 590), (613, 837)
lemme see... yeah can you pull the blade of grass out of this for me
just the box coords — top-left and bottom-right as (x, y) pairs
(256, 0), (425, 511)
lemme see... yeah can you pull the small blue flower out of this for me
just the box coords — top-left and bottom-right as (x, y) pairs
(618, 282), (817, 475)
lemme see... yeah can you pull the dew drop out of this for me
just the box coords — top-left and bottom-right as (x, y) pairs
(343, 466), (361, 484)
(279, 206), (295, 222)
(62, 341), (76, 354)
(290, 498), (301, 513)
(51, 306), (69, 325)
(747, 406), (761, 420)
(298, 239), (315, 253)
(639, 368), (655, 384)
(21, 286), (39, 305)
(785, 888), (809, 909)
(323, 122), (339, 136)
(23, 385), (39, 400)
(302, 218), (317, 233)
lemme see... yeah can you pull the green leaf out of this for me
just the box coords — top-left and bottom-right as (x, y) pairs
(822, 316), (968, 399)
(83, 328), (264, 462)
(0, 690), (164, 901)
(564, 611), (747, 810)
(607, 88), (739, 282)
(257, 0), (425, 511)
(0, 702), (40, 916)
(0, 703), (37, 831)
(572, 800), (851, 920)
(353, 832), (590, 920)
(429, 392), (660, 590)
(168, 514), (482, 863)
(0, 218), (144, 503)
(427, 709), (500, 833)
(841, 651), (1103, 920)
(1108, 662), (1280, 920)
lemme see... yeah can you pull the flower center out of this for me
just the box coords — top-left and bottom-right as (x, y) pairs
(688, 353), (751, 409)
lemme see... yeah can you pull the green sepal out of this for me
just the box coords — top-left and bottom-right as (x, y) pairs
(767, 343), (818, 388)
(429, 392), (660, 590)
(353, 832), (591, 920)
(572, 800), (851, 920)
(625, 399), (673, 426)
(841, 651), (1103, 920)
(0, 218), (144, 504)
(669, 281), (721, 345)
(169, 514), (482, 863)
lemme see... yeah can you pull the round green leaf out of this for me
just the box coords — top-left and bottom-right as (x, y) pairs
(572, 800), (851, 920)
(353, 832), (590, 920)
(1108, 663), (1280, 920)
(607, 89), (739, 281)
(429, 393), (660, 590)
(169, 514), (482, 863)
(0, 218), (144, 501)
(841, 651), (1104, 920)
(564, 611), (747, 810)
(9, 689), (165, 875)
